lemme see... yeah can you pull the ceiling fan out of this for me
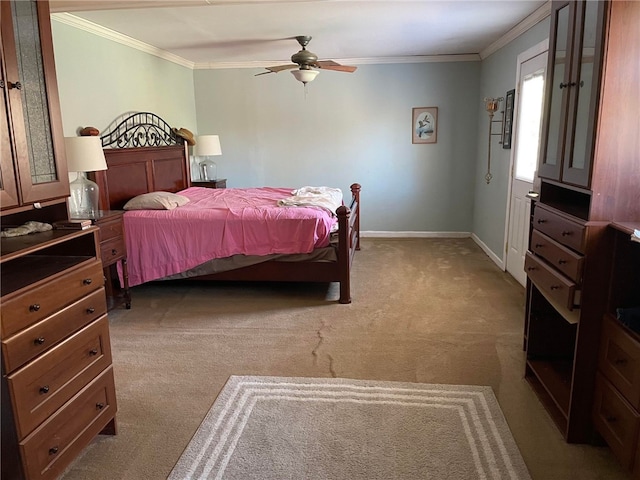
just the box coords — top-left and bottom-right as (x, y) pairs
(255, 36), (357, 84)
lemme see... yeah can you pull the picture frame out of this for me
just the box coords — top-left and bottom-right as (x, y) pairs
(502, 89), (515, 149)
(412, 107), (438, 144)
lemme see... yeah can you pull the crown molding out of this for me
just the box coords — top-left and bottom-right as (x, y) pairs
(194, 54), (480, 70)
(50, 0), (332, 13)
(479, 1), (552, 60)
(51, 13), (195, 69)
(53, 2), (550, 71)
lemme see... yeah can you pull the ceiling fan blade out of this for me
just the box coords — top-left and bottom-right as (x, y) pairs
(267, 64), (298, 73)
(315, 60), (340, 67)
(317, 64), (358, 73)
(255, 64), (299, 77)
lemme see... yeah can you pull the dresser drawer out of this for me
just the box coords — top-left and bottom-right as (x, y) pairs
(8, 316), (113, 439)
(533, 205), (586, 253)
(20, 366), (117, 480)
(593, 373), (640, 470)
(2, 288), (107, 373)
(531, 229), (584, 283)
(1, 260), (104, 338)
(599, 314), (640, 410)
(634, 441), (640, 480)
(525, 252), (578, 310)
(100, 236), (126, 266)
(98, 216), (123, 243)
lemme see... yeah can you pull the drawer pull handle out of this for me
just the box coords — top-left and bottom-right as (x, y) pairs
(40, 385), (50, 394)
(605, 415), (617, 423)
(558, 259), (567, 265)
(527, 267), (537, 271)
(34, 337), (46, 345)
(550, 285), (561, 290)
(86, 307), (96, 314)
(29, 304), (40, 312)
(111, 248), (118, 256)
(537, 219), (546, 224)
(83, 278), (93, 285)
(96, 402), (105, 410)
(49, 446), (59, 455)
(561, 231), (572, 236)
(614, 358), (628, 366)
(535, 244), (544, 248)
(89, 349), (99, 356)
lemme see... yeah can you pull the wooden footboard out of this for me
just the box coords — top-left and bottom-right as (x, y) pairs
(336, 183), (361, 303)
(194, 183), (361, 303)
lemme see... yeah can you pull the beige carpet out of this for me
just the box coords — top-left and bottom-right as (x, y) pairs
(59, 238), (629, 480)
(169, 376), (532, 480)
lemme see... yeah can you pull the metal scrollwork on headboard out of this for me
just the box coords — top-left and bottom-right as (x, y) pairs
(100, 112), (183, 148)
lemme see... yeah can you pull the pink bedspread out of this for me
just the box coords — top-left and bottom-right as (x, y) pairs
(123, 187), (338, 286)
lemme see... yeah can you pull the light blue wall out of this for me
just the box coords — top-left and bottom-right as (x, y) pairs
(472, 19), (550, 258)
(194, 62), (480, 232)
(51, 20), (197, 136)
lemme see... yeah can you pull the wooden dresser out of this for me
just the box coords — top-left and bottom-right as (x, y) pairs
(524, 0), (640, 443)
(1, 227), (117, 480)
(1, 1), (118, 477)
(592, 223), (640, 477)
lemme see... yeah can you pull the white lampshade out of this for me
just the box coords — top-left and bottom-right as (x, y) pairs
(194, 135), (222, 156)
(64, 136), (107, 218)
(291, 69), (319, 84)
(64, 136), (107, 172)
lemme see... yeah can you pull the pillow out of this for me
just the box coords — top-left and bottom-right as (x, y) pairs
(123, 191), (190, 211)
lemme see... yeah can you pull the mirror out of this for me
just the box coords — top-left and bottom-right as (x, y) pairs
(544, 4), (571, 169)
(568, 1), (598, 171)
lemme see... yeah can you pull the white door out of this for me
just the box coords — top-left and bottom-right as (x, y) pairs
(505, 42), (548, 286)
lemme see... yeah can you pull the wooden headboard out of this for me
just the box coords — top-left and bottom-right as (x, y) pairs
(91, 113), (191, 210)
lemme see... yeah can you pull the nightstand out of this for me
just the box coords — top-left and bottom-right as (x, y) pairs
(72, 210), (131, 310)
(192, 179), (227, 189)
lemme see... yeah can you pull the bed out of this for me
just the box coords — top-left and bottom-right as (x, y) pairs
(91, 112), (360, 303)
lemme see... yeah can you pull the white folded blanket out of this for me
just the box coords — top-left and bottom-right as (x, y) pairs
(0, 221), (52, 237)
(278, 186), (343, 216)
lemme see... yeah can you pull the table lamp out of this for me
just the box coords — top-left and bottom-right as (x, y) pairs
(194, 135), (222, 181)
(65, 136), (108, 217)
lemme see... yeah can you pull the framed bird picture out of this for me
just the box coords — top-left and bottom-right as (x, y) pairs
(412, 107), (438, 144)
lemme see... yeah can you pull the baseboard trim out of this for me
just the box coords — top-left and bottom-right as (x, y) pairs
(360, 231), (505, 271)
(470, 233), (505, 270)
(362, 231), (471, 238)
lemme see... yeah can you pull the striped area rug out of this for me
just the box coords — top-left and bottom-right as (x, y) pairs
(169, 376), (531, 480)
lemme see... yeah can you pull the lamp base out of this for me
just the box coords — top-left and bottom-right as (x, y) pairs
(199, 158), (217, 181)
(69, 172), (100, 217)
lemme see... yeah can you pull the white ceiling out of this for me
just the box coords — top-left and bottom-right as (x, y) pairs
(50, 0), (549, 69)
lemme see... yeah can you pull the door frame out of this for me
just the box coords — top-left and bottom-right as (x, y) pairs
(502, 39), (549, 270)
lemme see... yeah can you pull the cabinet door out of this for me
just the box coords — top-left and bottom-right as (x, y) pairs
(1, 55), (20, 208)
(561, 0), (607, 188)
(1, 1), (69, 206)
(538, 1), (575, 182)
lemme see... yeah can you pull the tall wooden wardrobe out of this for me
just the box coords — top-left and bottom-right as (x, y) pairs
(1, 1), (117, 479)
(523, 0), (640, 463)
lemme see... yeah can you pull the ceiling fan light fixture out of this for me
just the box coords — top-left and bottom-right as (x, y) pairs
(291, 69), (319, 84)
